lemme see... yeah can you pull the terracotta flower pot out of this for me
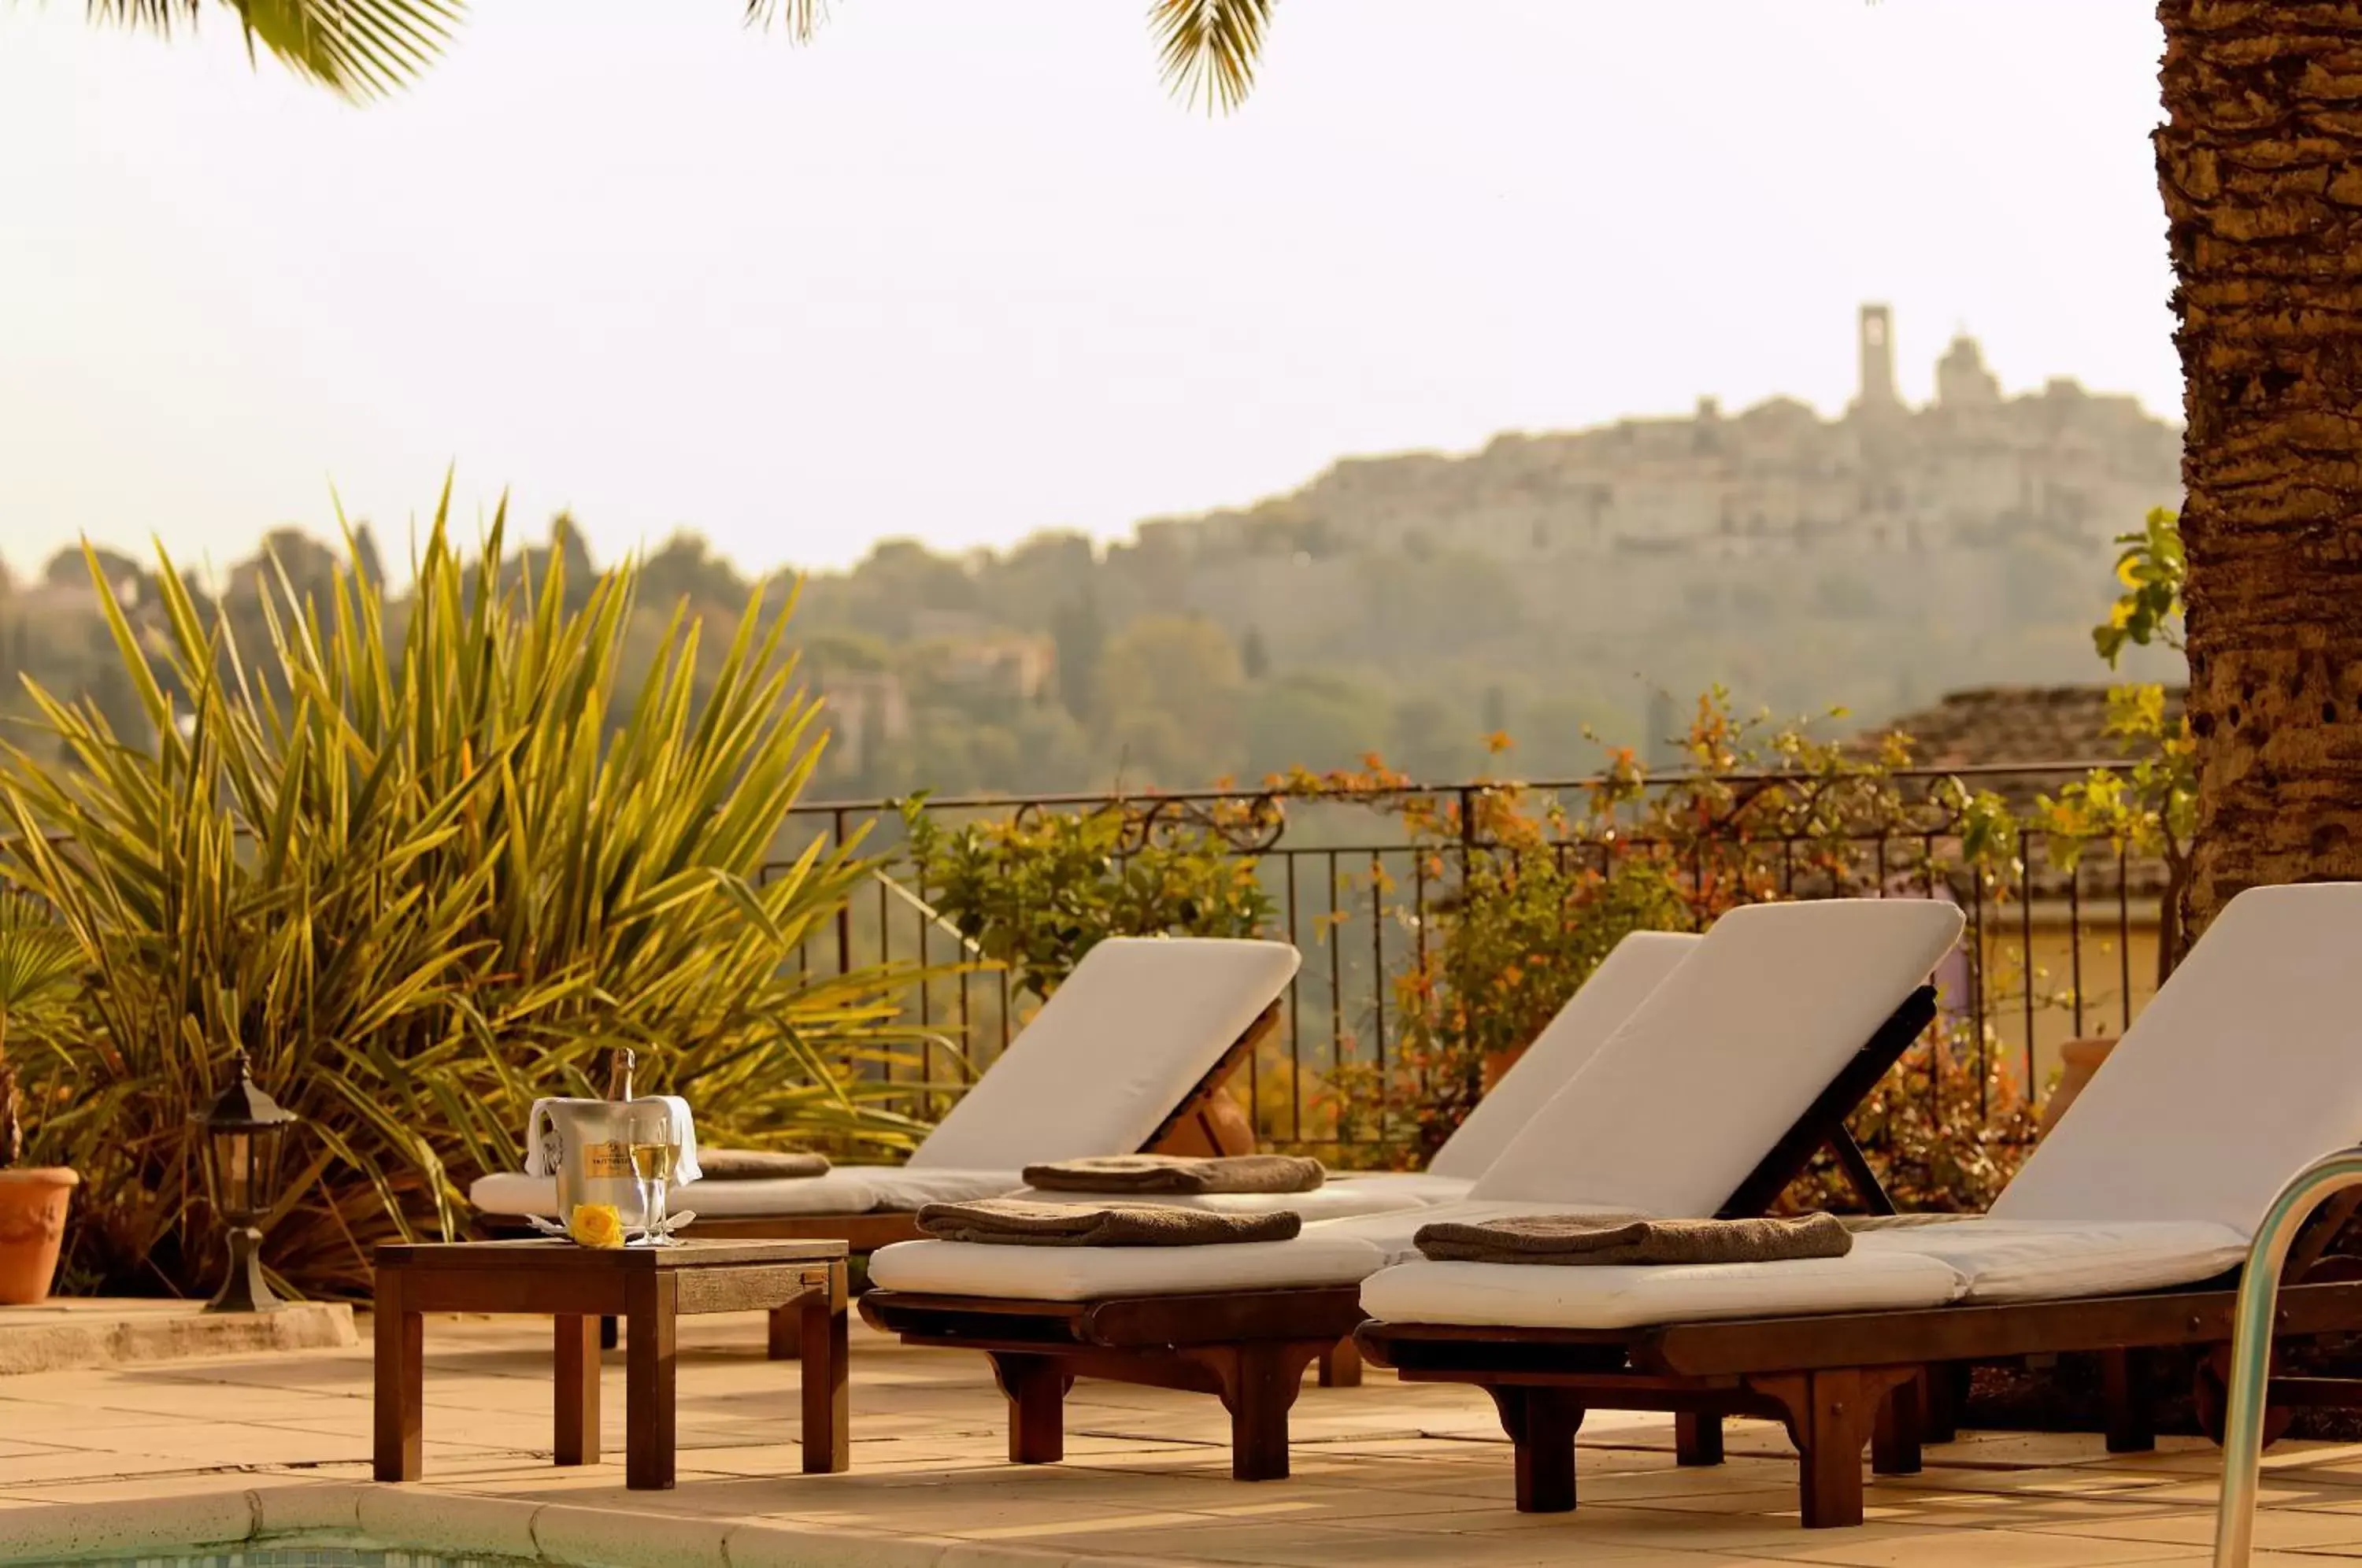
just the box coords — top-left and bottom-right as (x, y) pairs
(2037, 1037), (2119, 1141)
(0, 1167), (78, 1305)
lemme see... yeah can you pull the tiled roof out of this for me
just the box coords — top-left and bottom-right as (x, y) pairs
(1864, 685), (2183, 771)
(1857, 686), (2184, 906)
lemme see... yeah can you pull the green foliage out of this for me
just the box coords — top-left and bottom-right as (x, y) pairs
(2093, 507), (2187, 667)
(0, 893), (83, 1168)
(1093, 616), (1247, 782)
(2040, 507), (2196, 971)
(0, 490), (930, 1299)
(903, 800), (1275, 1001)
(1355, 847), (1690, 1166)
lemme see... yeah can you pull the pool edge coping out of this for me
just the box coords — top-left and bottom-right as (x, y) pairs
(1, 1480), (1209, 1568)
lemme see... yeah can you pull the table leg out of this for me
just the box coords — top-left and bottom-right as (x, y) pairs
(800, 1260), (850, 1474)
(555, 1314), (601, 1466)
(625, 1270), (678, 1490)
(372, 1266), (424, 1482)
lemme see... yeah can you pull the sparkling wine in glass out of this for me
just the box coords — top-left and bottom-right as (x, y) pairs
(624, 1103), (680, 1243)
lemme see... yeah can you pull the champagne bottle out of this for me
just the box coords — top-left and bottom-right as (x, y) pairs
(602, 1047), (635, 1103)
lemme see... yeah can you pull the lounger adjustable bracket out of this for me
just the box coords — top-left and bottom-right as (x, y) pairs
(1140, 1000), (1283, 1155)
(1719, 985), (1937, 1219)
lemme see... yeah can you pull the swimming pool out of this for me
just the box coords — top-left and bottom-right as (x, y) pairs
(9, 1551), (533, 1568)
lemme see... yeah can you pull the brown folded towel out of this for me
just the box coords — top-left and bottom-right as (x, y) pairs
(916, 1199), (1302, 1248)
(697, 1148), (831, 1180)
(1838, 1212), (1967, 1230)
(1020, 1153), (1326, 1195)
(1414, 1212), (1853, 1267)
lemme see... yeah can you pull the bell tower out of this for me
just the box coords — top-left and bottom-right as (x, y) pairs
(1857, 303), (1899, 413)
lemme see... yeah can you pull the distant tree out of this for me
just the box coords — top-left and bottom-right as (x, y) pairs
(1240, 627), (1272, 681)
(1095, 616), (1246, 783)
(350, 523), (385, 588)
(1050, 592), (1106, 723)
(1389, 695), (1479, 780)
(1479, 685), (1509, 739)
(1244, 671), (1383, 776)
(642, 530), (747, 610)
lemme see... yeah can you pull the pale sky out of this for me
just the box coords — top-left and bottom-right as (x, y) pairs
(0, 1), (2176, 582)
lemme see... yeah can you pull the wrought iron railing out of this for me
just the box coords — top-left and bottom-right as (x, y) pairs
(772, 761), (2164, 1159)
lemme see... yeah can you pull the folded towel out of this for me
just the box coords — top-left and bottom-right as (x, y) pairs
(1020, 1153), (1325, 1195)
(916, 1199), (1302, 1248)
(696, 1148), (831, 1181)
(1413, 1212), (1853, 1267)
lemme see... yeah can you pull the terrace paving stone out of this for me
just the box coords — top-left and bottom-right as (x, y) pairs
(0, 1310), (2344, 1568)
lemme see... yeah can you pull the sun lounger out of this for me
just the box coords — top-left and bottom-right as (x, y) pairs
(1357, 882), (2362, 1529)
(861, 897), (1964, 1479)
(988, 929), (1704, 1223)
(470, 935), (1301, 1260)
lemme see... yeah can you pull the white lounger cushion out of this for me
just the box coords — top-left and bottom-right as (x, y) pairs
(1471, 898), (1964, 1214)
(1857, 1219), (2249, 1303)
(1991, 883), (2362, 1236)
(472, 1166), (886, 1219)
(868, 1235), (1388, 1301)
(1360, 1250), (1966, 1330)
(470, 1163), (1033, 1219)
(910, 937), (1301, 1170)
(1427, 932), (1701, 1181)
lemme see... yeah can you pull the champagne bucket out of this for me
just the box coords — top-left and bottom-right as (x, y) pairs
(544, 1098), (650, 1229)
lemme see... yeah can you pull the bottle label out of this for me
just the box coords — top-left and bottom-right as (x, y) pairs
(579, 1141), (634, 1180)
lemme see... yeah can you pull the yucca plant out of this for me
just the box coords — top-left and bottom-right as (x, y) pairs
(0, 486), (938, 1297)
(0, 894), (83, 1169)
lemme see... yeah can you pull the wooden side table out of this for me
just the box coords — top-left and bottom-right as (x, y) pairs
(372, 1237), (848, 1490)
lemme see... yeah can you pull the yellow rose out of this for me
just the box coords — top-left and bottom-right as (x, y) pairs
(568, 1203), (625, 1249)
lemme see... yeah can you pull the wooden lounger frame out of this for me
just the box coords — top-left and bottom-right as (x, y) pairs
(1358, 1193), (2362, 1529)
(484, 1002), (1285, 1357)
(860, 985), (1941, 1481)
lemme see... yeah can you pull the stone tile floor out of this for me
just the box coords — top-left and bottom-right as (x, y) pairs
(0, 1312), (2357, 1566)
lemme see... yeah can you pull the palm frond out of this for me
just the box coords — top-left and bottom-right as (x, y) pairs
(742, 0), (1275, 113)
(742, 0), (828, 45)
(1150, 0), (1273, 115)
(0, 896), (80, 1020)
(86, 0), (461, 102)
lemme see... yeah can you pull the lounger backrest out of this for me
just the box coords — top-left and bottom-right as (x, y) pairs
(1990, 882), (2362, 1234)
(1427, 931), (1702, 1181)
(1469, 898), (1964, 1215)
(909, 936), (1301, 1170)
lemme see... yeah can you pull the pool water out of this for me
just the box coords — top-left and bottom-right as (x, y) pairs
(15, 1551), (534, 1568)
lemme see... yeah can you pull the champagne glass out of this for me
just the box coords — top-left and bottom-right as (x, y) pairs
(624, 1100), (681, 1244)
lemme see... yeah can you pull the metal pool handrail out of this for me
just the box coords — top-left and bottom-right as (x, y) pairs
(2213, 1145), (2362, 1568)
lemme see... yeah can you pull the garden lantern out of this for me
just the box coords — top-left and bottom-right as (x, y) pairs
(200, 1051), (298, 1313)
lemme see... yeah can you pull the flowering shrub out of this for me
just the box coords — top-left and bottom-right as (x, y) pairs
(1301, 693), (2024, 1195)
(901, 796), (1276, 1000)
(1783, 1021), (2038, 1214)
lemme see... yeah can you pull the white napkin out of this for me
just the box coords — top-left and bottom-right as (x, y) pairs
(524, 1094), (703, 1184)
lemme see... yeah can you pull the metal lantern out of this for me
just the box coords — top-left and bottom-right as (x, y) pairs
(199, 1051), (298, 1313)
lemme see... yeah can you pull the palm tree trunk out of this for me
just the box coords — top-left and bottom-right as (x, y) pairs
(2156, 2), (2362, 939)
